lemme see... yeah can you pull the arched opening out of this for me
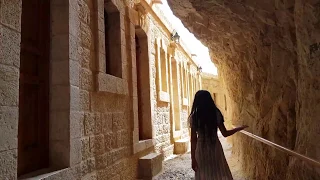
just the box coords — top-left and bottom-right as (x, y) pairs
(104, 1), (122, 78)
(135, 28), (152, 140)
(160, 46), (168, 92)
(18, 0), (50, 176)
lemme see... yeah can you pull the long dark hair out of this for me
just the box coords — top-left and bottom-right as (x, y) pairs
(189, 90), (219, 142)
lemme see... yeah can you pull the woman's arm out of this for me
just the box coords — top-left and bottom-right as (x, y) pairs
(218, 123), (248, 137)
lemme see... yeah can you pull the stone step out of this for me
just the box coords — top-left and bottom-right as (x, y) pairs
(174, 138), (190, 154)
(138, 153), (163, 180)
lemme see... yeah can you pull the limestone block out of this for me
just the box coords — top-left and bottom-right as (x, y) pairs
(51, 34), (69, 62)
(102, 113), (112, 133)
(70, 137), (82, 165)
(116, 78), (129, 95)
(94, 113), (102, 135)
(87, 158), (96, 174)
(120, 29), (126, 46)
(80, 160), (89, 177)
(161, 144), (174, 160)
(80, 68), (94, 91)
(158, 91), (170, 102)
(79, 23), (93, 49)
(90, 134), (105, 155)
(81, 137), (91, 161)
(0, 0), (21, 30)
(133, 129), (139, 143)
(0, 64), (19, 106)
(70, 35), (80, 62)
(0, 25), (20, 67)
(51, 2), (69, 36)
(78, 47), (91, 69)
(70, 85), (80, 111)
(134, 140), (146, 154)
(174, 138), (190, 154)
(51, 85), (70, 111)
(69, 10), (81, 37)
(0, 106), (18, 151)
(80, 89), (90, 111)
(139, 153), (163, 179)
(109, 174), (121, 180)
(95, 153), (108, 170)
(97, 12), (104, 32)
(104, 133), (117, 151)
(96, 73), (117, 93)
(98, 30), (105, 54)
(49, 110), (69, 141)
(121, 45), (127, 66)
(112, 112), (125, 130)
(98, 52), (106, 72)
(77, 0), (90, 24)
(132, 82), (138, 98)
(120, 14), (125, 31)
(132, 65), (138, 83)
(0, 149), (17, 179)
(50, 139), (70, 168)
(84, 113), (95, 136)
(51, 60), (69, 85)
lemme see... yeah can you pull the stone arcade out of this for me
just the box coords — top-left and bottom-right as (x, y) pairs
(0, 0), (226, 179)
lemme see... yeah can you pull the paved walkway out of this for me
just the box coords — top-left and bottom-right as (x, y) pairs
(154, 132), (248, 180)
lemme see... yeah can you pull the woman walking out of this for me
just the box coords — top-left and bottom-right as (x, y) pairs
(189, 90), (248, 180)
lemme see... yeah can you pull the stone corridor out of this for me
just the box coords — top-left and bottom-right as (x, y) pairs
(1, 0), (320, 179)
(154, 132), (248, 180)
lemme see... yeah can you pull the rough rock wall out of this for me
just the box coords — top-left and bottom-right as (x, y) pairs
(167, 0), (320, 179)
(0, 0), (21, 179)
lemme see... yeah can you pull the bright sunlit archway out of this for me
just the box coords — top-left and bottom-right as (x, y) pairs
(158, 0), (218, 75)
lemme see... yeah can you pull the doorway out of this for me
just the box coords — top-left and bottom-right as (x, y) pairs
(18, 0), (50, 176)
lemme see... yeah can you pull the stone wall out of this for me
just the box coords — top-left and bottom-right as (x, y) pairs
(77, 0), (136, 178)
(168, 0), (320, 179)
(0, 0), (21, 179)
(144, 3), (201, 159)
(0, 0), (201, 179)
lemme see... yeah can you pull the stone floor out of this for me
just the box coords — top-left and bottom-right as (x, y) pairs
(154, 132), (248, 180)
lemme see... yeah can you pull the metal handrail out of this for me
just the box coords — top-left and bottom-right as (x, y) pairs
(234, 127), (320, 169)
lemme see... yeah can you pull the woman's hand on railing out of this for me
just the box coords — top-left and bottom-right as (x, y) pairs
(218, 124), (249, 137)
(238, 125), (249, 131)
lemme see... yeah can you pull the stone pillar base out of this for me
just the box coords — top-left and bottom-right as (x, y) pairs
(139, 153), (163, 179)
(174, 138), (190, 154)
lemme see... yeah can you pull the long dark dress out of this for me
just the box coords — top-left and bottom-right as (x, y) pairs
(195, 110), (233, 180)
